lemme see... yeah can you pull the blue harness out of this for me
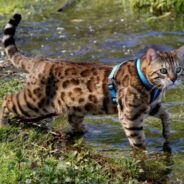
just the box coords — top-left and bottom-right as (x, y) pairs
(108, 58), (160, 104)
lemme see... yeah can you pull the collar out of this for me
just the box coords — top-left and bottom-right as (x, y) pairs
(135, 58), (160, 103)
(135, 58), (153, 90)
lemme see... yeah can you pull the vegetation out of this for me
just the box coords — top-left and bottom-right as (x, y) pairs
(0, 126), (130, 184)
(0, 79), (139, 183)
(0, 0), (61, 20)
(131, 0), (184, 16)
(0, 78), (22, 104)
(0, 0), (184, 18)
(0, 78), (142, 183)
(0, 75), (178, 183)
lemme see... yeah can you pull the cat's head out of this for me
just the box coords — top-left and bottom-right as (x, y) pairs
(143, 46), (184, 89)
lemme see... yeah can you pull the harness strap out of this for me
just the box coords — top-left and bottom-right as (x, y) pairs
(108, 59), (160, 104)
(108, 62), (126, 104)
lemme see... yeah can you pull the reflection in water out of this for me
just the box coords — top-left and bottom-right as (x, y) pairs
(130, 141), (174, 182)
(163, 141), (172, 154)
(84, 117), (184, 182)
(163, 141), (174, 181)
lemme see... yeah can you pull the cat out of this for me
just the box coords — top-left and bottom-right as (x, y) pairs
(1, 14), (184, 149)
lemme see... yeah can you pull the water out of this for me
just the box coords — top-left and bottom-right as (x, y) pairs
(0, 0), (184, 182)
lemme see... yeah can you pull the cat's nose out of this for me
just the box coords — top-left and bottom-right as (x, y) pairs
(171, 76), (177, 83)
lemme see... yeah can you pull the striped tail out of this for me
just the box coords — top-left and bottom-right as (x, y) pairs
(3, 14), (21, 61)
(3, 14), (41, 73)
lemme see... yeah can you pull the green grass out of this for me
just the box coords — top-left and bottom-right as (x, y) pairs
(0, 125), (142, 184)
(0, 0), (62, 21)
(131, 0), (184, 15)
(0, 78), (173, 183)
(0, 0), (23, 15)
(0, 78), (141, 183)
(1, 0), (183, 21)
(0, 78), (22, 104)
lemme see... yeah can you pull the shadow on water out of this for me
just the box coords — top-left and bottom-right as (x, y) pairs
(0, 0), (184, 182)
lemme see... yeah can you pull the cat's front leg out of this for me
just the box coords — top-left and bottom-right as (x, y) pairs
(117, 97), (147, 149)
(149, 102), (170, 140)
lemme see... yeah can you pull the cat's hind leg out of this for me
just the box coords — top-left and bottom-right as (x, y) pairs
(0, 88), (63, 127)
(0, 92), (38, 127)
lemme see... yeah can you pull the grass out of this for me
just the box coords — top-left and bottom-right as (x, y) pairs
(0, 0), (62, 21)
(0, 124), (140, 183)
(0, 77), (143, 183)
(131, 0), (184, 15)
(0, 124), (175, 183)
(0, 78), (22, 104)
(0, 76), (175, 183)
(1, 0), (182, 22)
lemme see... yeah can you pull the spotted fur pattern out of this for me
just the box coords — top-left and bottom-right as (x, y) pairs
(1, 14), (184, 149)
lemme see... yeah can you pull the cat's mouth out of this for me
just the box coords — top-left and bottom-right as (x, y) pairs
(161, 80), (181, 90)
(153, 79), (181, 90)
(165, 80), (181, 89)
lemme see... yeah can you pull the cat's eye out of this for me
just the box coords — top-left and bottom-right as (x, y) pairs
(176, 67), (182, 73)
(160, 68), (167, 74)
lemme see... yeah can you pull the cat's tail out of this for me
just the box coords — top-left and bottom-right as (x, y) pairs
(3, 14), (40, 72)
(3, 14), (23, 65)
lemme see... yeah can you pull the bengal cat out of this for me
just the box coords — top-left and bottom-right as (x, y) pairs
(1, 14), (184, 149)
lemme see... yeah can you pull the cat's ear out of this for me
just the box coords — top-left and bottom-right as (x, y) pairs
(146, 48), (157, 63)
(176, 46), (184, 61)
